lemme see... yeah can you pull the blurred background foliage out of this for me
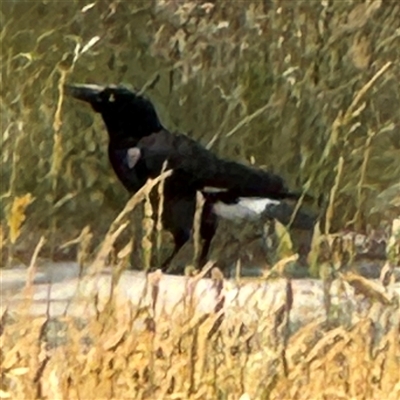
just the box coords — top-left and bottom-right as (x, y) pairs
(1, 0), (399, 264)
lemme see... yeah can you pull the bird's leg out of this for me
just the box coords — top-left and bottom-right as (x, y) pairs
(160, 230), (190, 273)
(198, 205), (218, 269)
(198, 236), (213, 268)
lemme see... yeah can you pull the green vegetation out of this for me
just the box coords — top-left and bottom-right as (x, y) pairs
(2, 0), (399, 263)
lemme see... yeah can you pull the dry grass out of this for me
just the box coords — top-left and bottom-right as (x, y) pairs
(1, 2), (400, 398)
(1, 272), (399, 400)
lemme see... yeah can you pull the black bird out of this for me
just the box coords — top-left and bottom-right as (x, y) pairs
(65, 84), (312, 271)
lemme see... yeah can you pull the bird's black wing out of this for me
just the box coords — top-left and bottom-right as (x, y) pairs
(133, 130), (299, 200)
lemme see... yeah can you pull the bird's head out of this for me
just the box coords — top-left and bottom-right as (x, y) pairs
(65, 83), (164, 143)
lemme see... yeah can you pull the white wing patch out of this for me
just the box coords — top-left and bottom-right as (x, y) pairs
(213, 197), (280, 221)
(127, 147), (141, 169)
(202, 186), (228, 193)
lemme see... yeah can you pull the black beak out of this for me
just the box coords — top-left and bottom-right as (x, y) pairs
(64, 83), (104, 104)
